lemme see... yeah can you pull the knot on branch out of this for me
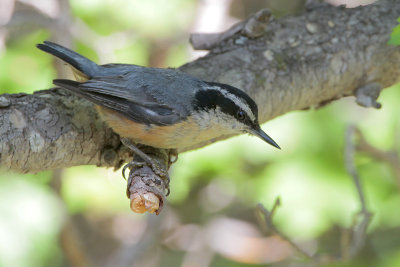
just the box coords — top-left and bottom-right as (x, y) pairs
(190, 8), (272, 50)
(355, 82), (382, 109)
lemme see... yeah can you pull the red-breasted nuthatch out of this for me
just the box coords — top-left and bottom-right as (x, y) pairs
(37, 41), (280, 155)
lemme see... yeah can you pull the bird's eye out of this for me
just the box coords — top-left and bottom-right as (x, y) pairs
(236, 110), (245, 121)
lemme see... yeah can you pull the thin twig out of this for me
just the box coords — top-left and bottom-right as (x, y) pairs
(255, 199), (313, 260)
(345, 126), (368, 213)
(344, 125), (373, 259)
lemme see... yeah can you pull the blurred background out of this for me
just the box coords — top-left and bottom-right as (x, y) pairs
(1, 0), (399, 266)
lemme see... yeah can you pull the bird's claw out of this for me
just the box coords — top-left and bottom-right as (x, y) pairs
(122, 161), (145, 180)
(168, 149), (178, 166)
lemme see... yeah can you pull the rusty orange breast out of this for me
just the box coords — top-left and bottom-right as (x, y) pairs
(96, 106), (202, 149)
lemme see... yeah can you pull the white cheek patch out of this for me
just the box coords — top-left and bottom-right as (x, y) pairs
(205, 86), (256, 122)
(192, 109), (214, 130)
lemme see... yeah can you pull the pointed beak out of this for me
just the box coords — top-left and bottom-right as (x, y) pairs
(249, 126), (281, 149)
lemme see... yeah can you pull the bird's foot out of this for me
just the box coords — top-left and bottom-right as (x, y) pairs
(121, 138), (170, 186)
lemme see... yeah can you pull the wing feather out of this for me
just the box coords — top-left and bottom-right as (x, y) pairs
(53, 79), (183, 125)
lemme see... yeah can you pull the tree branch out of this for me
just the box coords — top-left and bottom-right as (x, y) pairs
(0, 89), (128, 172)
(1, 0), (399, 173)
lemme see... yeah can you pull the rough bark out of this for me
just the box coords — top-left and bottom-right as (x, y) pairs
(0, 89), (128, 173)
(1, 0), (400, 173)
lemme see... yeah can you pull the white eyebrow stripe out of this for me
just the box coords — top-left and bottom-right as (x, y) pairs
(205, 86), (256, 121)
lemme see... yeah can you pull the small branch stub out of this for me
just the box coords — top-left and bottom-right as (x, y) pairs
(354, 83), (382, 109)
(130, 192), (160, 214)
(123, 143), (172, 215)
(126, 164), (167, 215)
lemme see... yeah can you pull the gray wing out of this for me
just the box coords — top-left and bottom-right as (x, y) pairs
(54, 67), (200, 126)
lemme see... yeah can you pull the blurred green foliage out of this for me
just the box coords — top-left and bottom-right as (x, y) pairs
(0, 30), (54, 94)
(69, 0), (195, 37)
(0, 172), (63, 267)
(388, 17), (400, 45)
(1, 1), (400, 267)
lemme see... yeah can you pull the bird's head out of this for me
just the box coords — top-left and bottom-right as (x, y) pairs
(193, 82), (280, 149)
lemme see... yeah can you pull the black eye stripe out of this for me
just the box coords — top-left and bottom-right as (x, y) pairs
(204, 81), (258, 116)
(194, 89), (240, 116)
(193, 88), (256, 129)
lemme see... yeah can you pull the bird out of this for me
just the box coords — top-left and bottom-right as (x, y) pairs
(37, 41), (280, 178)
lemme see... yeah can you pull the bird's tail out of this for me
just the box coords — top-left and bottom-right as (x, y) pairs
(36, 41), (99, 79)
